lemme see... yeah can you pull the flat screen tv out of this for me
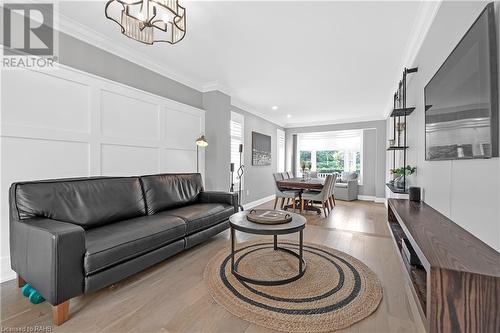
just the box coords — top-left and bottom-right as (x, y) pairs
(425, 3), (498, 160)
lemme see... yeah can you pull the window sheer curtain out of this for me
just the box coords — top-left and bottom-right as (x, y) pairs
(230, 111), (244, 188)
(296, 130), (363, 182)
(277, 129), (286, 172)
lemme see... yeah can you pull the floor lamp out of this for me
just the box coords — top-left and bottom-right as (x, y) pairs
(195, 135), (208, 173)
(230, 163), (234, 192)
(236, 144), (244, 211)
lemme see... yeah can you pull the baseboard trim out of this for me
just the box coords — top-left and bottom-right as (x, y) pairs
(243, 194), (276, 210)
(1, 256), (16, 283)
(357, 195), (386, 204)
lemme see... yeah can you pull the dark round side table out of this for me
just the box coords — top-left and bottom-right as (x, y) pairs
(229, 210), (307, 286)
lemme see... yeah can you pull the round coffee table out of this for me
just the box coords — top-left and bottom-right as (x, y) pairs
(229, 210), (307, 286)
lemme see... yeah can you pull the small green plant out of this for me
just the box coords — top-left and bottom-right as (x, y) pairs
(390, 165), (416, 177)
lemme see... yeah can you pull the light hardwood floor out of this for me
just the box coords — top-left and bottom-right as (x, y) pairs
(1, 200), (425, 333)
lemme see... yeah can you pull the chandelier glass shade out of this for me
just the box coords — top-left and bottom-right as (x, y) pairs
(105, 0), (186, 45)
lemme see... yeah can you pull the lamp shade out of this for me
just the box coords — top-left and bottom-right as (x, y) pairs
(195, 135), (208, 147)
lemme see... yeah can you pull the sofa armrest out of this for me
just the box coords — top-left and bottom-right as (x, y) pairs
(348, 180), (359, 198)
(199, 191), (238, 212)
(347, 180), (359, 188)
(10, 217), (85, 305)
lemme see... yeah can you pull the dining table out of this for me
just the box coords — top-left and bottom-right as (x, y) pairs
(276, 177), (325, 214)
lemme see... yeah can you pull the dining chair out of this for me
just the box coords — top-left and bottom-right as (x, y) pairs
(301, 174), (334, 217)
(325, 174), (335, 214)
(287, 171), (294, 178)
(323, 173), (337, 214)
(310, 171), (318, 178)
(329, 173), (338, 209)
(281, 172), (290, 180)
(273, 173), (300, 211)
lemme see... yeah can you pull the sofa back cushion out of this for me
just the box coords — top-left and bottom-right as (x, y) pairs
(340, 171), (358, 183)
(140, 173), (203, 215)
(13, 177), (146, 228)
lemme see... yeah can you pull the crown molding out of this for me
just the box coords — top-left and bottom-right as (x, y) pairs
(230, 98), (286, 128)
(201, 81), (232, 96)
(201, 84), (287, 128)
(55, 11), (205, 91)
(383, 0), (442, 119)
(51, 4), (436, 129)
(284, 115), (386, 129)
(54, 10), (297, 130)
(403, 1), (442, 70)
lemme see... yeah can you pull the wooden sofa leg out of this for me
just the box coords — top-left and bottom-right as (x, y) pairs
(52, 300), (70, 326)
(17, 274), (26, 288)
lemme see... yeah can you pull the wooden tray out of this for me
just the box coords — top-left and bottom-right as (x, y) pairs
(246, 209), (292, 225)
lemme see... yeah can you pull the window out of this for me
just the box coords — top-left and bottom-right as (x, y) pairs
(316, 150), (344, 173)
(277, 129), (285, 172)
(297, 130), (363, 183)
(230, 111), (244, 188)
(299, 151), (311, 170)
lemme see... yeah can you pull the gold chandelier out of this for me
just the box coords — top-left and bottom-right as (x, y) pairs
(105, 0), (186, 45)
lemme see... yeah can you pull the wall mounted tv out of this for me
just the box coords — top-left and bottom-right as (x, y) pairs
(425, 3), (498, 161)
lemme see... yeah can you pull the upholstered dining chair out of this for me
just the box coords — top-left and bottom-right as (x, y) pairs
(328, 173), (338, 209)
(281, 172), (290, 180)
(301, 174), (334, 217)
(273, 173), (300, 211)
(310, 171), (318, 178)
(307, 173), (337, 213)
(287, 171), (294, 178)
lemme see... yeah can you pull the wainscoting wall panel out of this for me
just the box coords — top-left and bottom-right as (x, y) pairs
(165, 109), (202, 150)
(161, 149), (198, 173)
(2, 70), (91, 133)
(100, 90), (161, 141)
(2, 137), (91, 179)
(0, 65), (205, 282)
(100, 144), (159, 176)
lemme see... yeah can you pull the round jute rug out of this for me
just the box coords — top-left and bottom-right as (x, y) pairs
(204, 241), (383, 333)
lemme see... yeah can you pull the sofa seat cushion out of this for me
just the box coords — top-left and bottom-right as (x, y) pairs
(163, 203), (234, 234)
(84, 213), (186, 275)
(335, 183), (348, 188)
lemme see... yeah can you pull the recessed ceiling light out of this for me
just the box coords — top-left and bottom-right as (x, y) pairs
(286, 114), (292, 118)
(271, 106), (279, 111)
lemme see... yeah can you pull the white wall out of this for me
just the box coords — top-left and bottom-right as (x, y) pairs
(0, 65), (205, 282)
(387, 1), (500, 251)
(235, 106), (282, 205)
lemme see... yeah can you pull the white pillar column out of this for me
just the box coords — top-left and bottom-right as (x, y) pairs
(311, 150), (317, 171)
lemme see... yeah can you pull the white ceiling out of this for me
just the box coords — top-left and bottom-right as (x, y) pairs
(58, 1), (432, 127)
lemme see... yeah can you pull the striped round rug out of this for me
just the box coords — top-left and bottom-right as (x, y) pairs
(204, 240), (383, 332)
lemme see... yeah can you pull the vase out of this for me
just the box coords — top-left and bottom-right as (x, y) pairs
(394, 176), (406, 189)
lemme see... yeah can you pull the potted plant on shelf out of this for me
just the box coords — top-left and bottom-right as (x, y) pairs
(390, 165), (416, 189)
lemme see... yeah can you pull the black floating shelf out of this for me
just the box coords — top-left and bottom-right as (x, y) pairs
(390, 107), (415, 117)
(387, 146), (409, 151)
(386, 183), (408, 194)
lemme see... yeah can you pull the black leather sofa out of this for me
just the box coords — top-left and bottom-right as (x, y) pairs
(9, 173), (237, 325)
